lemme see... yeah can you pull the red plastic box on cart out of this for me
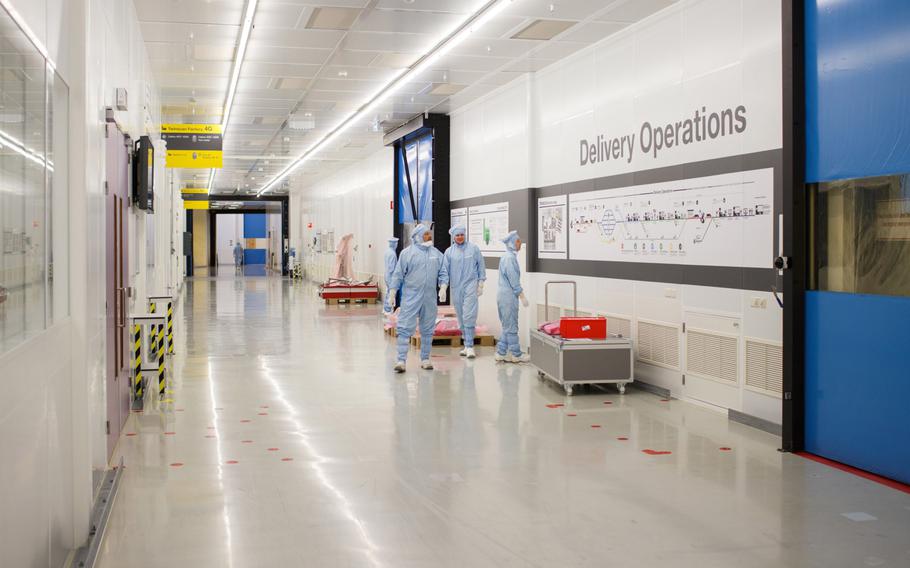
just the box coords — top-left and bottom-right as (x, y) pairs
(559, 317), (607, 340)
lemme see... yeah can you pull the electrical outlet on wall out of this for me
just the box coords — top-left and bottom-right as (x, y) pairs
(750, 297), (768, 309)
(664, 288), (677, 299)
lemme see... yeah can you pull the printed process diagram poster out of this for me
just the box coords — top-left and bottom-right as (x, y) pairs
(569, 168), (774, 268)
(538, 195), (568, 259)
(468, 202), (509, 255)
(450, 207), (467, 232)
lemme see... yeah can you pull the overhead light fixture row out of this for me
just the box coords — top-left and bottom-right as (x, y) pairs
(208, 0), (258, 192)
(257, 0), (516, 196)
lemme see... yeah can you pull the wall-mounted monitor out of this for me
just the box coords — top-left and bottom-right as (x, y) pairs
(132, 135), (154, 212)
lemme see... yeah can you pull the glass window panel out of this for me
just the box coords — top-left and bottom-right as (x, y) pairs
(47, 66), (68, 324)
(813, 174), (910, 297)
(0, 7), (67, 355)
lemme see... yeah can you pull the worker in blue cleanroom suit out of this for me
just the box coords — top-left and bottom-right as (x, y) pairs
(496, 230), (529, 363)
(388, 224), (449, 372)
(444, 224), (486, 359)
(383, 237), (399, 313)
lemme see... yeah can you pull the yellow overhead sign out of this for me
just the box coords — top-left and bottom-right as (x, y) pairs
(162, 123), (223, 169)
(183, 200), (210, 210)
(181, 188), (210, 195)
(162, 124), (222, 134)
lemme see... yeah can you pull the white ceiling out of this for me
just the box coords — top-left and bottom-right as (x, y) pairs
(136, 0), (678, 195)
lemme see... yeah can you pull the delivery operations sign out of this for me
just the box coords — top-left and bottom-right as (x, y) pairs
(161, 124), (223, 168)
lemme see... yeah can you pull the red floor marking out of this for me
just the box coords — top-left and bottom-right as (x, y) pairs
(659, 399), (670, 402)
(258, 412), (268, 416)
(170, 463), (183, 467)
(240, 420), (251, 423)
(642, 449), (672, 455)
(241, 440), (253, 444)
(281, 458), (294, 462)
(225, 460), (239, 465)
(590, 425), (602, 428)
(164, 432), (176, 436)
(603, 401), (613, 405)
(267, 447), (279, 451)
(616, 437), (629, 441)
(719, 447), (732, 451)
(545, 404), (564, 409)
(125, 433), (137, 437)
(567, 413), (577, 417)
(796, 452), (910, 495)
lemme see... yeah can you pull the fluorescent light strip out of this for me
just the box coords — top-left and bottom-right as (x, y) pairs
(208, 0), (258, 193)
(257, 0), (514, 196)
(0, 129), (54, 171)
(0, 0), (56, 70)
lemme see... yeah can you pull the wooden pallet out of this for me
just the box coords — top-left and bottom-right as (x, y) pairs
(324, 297), (377, 305)
(384, 327), (397, 337)
(408, 334), (496, 348)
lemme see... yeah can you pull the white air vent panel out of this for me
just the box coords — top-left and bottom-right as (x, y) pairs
(605, 315), (631, 339)
(636, 320), (679, 369)
(745, 338), (783, 396)
(686, 328), (739, 384)
(536, 303), (560, 326)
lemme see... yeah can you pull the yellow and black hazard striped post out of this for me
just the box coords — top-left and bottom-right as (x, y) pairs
(166, 301), (174, 355)
(133, 324), (143, 403)
(157, 324), (166, 397)
(148, 301), (158, 354)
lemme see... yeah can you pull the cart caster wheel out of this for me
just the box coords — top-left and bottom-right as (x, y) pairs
(564, 385), (574, 397)
(617, 383), (626, 395)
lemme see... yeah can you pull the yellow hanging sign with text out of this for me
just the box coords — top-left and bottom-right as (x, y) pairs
(162, 124), (223, 169)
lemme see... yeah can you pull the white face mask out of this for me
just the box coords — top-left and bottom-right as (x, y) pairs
(420, 240), (433, 247)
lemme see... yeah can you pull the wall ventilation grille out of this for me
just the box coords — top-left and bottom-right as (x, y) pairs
(536, 304), (561, 326)
(686, 328), (738, 384)
(606, 315), (632, 339)
(745, 339), (783, 396)
(637, 320), (679, 369)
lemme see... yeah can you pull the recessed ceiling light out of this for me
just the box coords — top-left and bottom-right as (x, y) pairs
(304, 112), (312, 118)
(305, 7), (360, 31)
(511, 19), (577, 40)
(337, 70), (348, 78)
(485, 45), (492, 53)
(548, 3), (556, 12)
(258, 167), (263, 171)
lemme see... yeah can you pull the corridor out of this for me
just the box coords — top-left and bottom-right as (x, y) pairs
(95, 275), (910, 568)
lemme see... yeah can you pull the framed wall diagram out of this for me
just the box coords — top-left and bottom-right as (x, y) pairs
(568, 168), (774, 268)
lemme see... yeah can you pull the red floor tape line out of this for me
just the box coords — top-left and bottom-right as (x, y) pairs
(616, 437), (629, 441)
(545, 404), (564, 409)
(567, 413), (577, 417)
(170, 463), (183, 467)
(281, 458), (293, 462)
(267, 447), (279, 451)
(125, 433), (137, 437)
(719, 447), (732, 451)
(164, 432), (175, 436)
(642, 449), (672, 455)
(225, 460), (239, 465)
(590, 425), (602, 428)
(796, 452), (910, 495)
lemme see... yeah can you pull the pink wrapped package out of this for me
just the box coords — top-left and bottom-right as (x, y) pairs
(539, 321), (561, 336)
(435, 318), (462, 336)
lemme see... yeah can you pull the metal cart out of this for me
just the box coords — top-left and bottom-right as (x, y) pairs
(530, 281), (634, 396)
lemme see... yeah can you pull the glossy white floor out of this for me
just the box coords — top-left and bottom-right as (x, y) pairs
(96, 275), (910, 568)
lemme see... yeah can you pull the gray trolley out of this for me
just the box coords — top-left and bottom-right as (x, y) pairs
(530, 281), (634, 396)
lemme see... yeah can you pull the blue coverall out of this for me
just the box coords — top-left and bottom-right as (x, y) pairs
(443, 225), (486, 348)
(496, 231), (524, 357)
(389, 225), (449, 362)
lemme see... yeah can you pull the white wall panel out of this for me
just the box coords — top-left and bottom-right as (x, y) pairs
(1, 0), (165, 561)
(291, 147), (394, 283)
(449, 0), (783, 424)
